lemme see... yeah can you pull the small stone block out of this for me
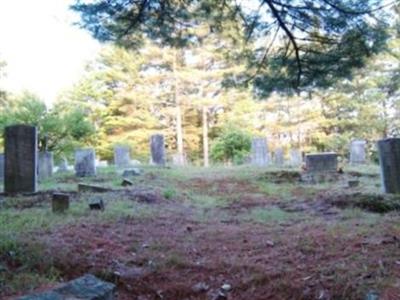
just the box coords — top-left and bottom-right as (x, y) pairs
(88, 196), (104, 210)
(122, 168), (141, 177)
(52, 193), (70, 213)
(121, 178), (134, 186)
(18, 274), (116, 299)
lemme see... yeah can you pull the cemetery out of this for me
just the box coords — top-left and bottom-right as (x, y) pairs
(1, 1), (400, 299)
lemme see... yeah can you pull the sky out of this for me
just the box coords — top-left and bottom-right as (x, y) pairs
(0, 0), (100, 105)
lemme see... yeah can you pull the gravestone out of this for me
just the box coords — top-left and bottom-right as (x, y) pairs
(52, 193), (70, 213)
(38, 151), (54, 181)
(122, 168), (141, 177)
(251, 138), (269, 167)
(114, 145), (131, 168)
(75, 148), (96, 177)
(303, 152), (338, 183)
(289, 149), (302, 166)
(377, 138), (400, 194)
(274, 148), (284, 166)
(18, 274), (116, 300)
(0, 153), (4, 179)
(305, 153), (338, 172)
(350, 140), (367, 164)
(171, 153), (187, 166)
(150, 134), (166, 166)
(4, 125), (38, 193)
(58, 157), (69, 172)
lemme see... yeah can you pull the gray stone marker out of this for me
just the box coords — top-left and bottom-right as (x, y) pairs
(289, 149), (302, 166)
(350, 140), (367, 164)
(75, 148), (96, 177)
(150, 134), (166, 166)
(58, 157), (69, 172)
(0, 153), (4, 179)
(114, 145), (131, 168)
(52, 193), (70, 213)
(274, 148), (284, 166)
(377, 138), (400, 194)
(18, 274), (116, 300)
(171, 153), (187, 166)
(122, 168), (141, 177)
(251, 138), (269, 167)
(38, 151), (54, 181)
(4, 125), (38, 194)
(305, 153), (338, 172)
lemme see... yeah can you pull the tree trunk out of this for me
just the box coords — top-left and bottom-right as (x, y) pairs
(202, 105), (209, 167)
(173, 48), (185, 165)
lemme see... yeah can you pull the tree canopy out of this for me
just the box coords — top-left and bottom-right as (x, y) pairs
(71, 0), (393, 94)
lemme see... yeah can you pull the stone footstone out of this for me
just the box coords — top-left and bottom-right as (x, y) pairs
(350, 140), (367, 164)
(274, 148), (284, 166)
(171, 153), (187, 166)
(303, 152), (338, 183)
(114, 145), (131, 168)
(122, 168), (141, 177)
(38, 151), (54, 181)
(88, 196), (104, 210)
(150, 134), (166, 166)
(251, 138), (269, 167)
(74, 148), (96, 177)
(18, 274), (116, 300)
(4, 125), (38, 194)
(52, 193), (70, 213)
(377, 138), (400, 193)
(78, 183), (110, 193)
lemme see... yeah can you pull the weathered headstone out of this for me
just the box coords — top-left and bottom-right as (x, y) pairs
(38, 151), (54, 181)
(122, 168), (141, 177)
(89, 196), (105, 210)
(289, 149), (302, 166)
(114, 145), (131, 168)
(274, 148), (284, 166)
(75, 148), (96, 177)
(150, 134), (166, 166)
(251, 138), (269, 167)
(350, 140), (367, 164)
(18, 274), (116, 299)
(0, 153), (4, 179)
(377, 138), (400, 194)
(171, 153), (187, 166)
(303, 152), (338, 183)
(4, 125), (38, 193)
(305, 153), (338, 172)
(58, 157), (69, 172)
(52, 193), (70, 213)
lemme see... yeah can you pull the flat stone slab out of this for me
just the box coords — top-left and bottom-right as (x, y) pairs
(18, 274), (116, 299)
(78, 184), (111, 193)
(121, 178), (134, 186)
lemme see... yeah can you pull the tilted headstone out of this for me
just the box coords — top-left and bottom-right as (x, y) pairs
(150, 134), (166, 166)
(52, 193), (70, 213)
(305, 153), (338, 173)
(0, 153), (4, 179)
(114, 145), (131, 168)
(274, 148), (284, 166)
(377, 138), (400, 194)
(18, 274), (116, 300)
(74, 148), (96, 177)
(4, 125), (38, 193)
(350, 140), (367, 164)
(38, 151), (54, 181)
(289, 149), (302, 166)
(251, 138), (269, 167)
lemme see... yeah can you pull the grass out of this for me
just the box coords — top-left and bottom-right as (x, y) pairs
(243, 207), (296, 224)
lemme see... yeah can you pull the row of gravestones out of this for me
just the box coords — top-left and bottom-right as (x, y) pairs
(250, 138), (366, 167)
(1, 125), (166, 194)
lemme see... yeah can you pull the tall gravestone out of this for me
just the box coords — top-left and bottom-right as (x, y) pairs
(150, 134), (166, 166)
(38, 151), (54, 181)
(114, 146), (131, 168)
(274, 148), (284, 166)
(251, 138), (269, 167)
(74, 148), (96, 177)
(377, 138), (400, 194)
(4, 125), (38, 193)
(0, 153), (4, 179)
(350, 140), (367, 164)
(289, 149), (302, 166)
